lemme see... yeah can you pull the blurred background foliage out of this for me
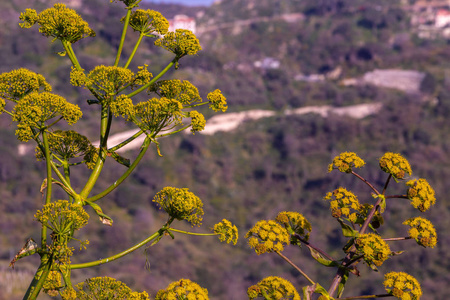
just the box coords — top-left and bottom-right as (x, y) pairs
(0, 0), (449, 299)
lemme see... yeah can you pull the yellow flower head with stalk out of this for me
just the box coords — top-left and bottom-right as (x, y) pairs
(35, 130), (93, 162)
(19, 4), (95, 43)
(275, 211), (312, 245)
(12, 92), (82, 142)
(74, 277), (149, 300)
(128, 9), (169, 36)
(189, 110), (206, 134)
(328, 152), (365, 173)
(133, 97), (183, 133)
(155, 279), (209, 300)
(0, 68), (51, 103)
(355, 233), (391, 267)
(403, 217), (437, 248)
(153, 187), (204, 226)
(323, 188), (362, 223)
(379, 152), (412, 180)
(155, 29), (202, 59)
(247, 276), (301, 300)
(207, 89), (228, 112)
(406, 178), (436, 212)
(43, 271), (62, 297)
(246, 220), (290, 255)
(149, 79), (202, 105)
(383, 272), (422, 300)
(213, 219), (239, 245)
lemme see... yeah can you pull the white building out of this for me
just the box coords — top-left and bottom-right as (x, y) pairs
(169, 15), (196, 34)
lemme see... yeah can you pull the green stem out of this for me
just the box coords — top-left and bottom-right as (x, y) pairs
(87, 136), (151, 202)
(41, 131), (52, 247)
(168, 228), (216, 237)
(62, 41), (82, 70)
(70, 227), (163, 269)
(124, 33), (144, 69)
(80, 105), (110, 199)
(275, 251), (315, 285)
(50, 160), (78, 199)
(115, 8), (132, 67)
(127, 58), (177, 98)
(62, 161), (73, 202)
(23, 257), (52, 300)
(156, 124), (191, 138)
(108, 129), (144, 152)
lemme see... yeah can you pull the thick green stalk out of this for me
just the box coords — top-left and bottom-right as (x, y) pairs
(87, 136), (151, 202)
(23, 257), (51, 300)
(127, 58), (177, 98)
(80, 106), (110, 199)
(114, 8), (132, 67)
(41, 130), (52, 247)
(124, 33), (144, 69)
(71, 228), (163, 269)
(62, 41), (82, 70)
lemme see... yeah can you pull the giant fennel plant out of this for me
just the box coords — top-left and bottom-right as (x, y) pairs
(1, 1), (438, 300)
(3, 1), (236, 299)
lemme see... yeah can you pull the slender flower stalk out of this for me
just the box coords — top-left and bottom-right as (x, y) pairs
(275, 251), (315, 285)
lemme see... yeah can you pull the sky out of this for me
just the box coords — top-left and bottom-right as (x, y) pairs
(144, 0), (215, 6)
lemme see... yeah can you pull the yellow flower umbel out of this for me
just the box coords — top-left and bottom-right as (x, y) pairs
(379, 152), (412, 180)
(247, 276), (301, 300)
(213, 219), (239, 245)
(355, 233), (391, 267)
(12, 92), (82, 142)
(74, 277), (149, 300)
(246, 220), (290, 255)
(207, 89), (228, 112)
(83, 66), (134, 99)
(19, 4), (95, 43)
(323, 188), (363, 223)
(149, 80), (202, 105)
(128, 9), (169, 36)
(0, 68), (51, 104)
(406, 178), (436, 212)
(275, 211), (312, 245)
(133, 97), (183, 133)
(155, 29), (202, 59)
(189, 110), (206, 133)
(153, 187), (204, 226)
(383, 272), (422, 300)
(110, 95), (135, 120)
(328, 152), (365, 173)
(403, 217), (437, 248)
(155, 279), (209, 300)
(43, 271), (61, 297)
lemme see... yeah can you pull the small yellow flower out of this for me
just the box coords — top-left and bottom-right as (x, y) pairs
(128, 9), (169, 36)
(406, 179), (436, 212)
(149, 80), (202, 105)
(403, 217), (437, 248)
(324, 188), (362, 222)
(379, 152), (412, 180)
(247, 276), (301, 300)
(189, 110), (206, 133)
(155, 29), (202, 58)
(110, 95), (135, 120)
(86, 65), (134, 99)
(275, 211), (312, 244)
(213, 219), (238, 245)
(384, 272), (422, 300)
(0, 68), (51, 103)
(35, 130), (93, 162)
(43, 271), (61, 297)
(153, 187), (204, 226)
(355, 233), (391, 267)
(133, 97), (183, 134)
(328, 152), (365, 173)
(20, 4), (95, 43)
(207, 89), (227, 112)
(155, 279), (209, 300)
(245, 220), (289, 255)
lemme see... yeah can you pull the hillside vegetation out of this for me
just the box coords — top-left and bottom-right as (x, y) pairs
(0, 0), (449, 299)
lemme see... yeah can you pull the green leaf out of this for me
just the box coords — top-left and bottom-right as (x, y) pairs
(108, 151), (131, 167)
(84, 199), (113, 226)
(308, 247), (338, 267)
(337, 219), (359, 238)
(303, 283), (333, 300)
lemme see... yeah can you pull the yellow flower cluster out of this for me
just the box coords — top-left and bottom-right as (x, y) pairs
(134, 97), (183, 133)
(403, 217), (437, 248)
(207, 89), (228, 112)
(323, 188), (362, 223)
(43, 271), (61, 297)
(155, 279), (209, 300)
(213, 219), (239, 245)
(355, 233), (391, 267)
(35, 200), (89, 233)
(275, 211), (312, 242)
(134, 64), (153, 86)
(149, 80), (202, 105)
(12, 92), (82, 141)
(247, 276), (301, 300)
(379, 152), (412, 180)
(20, 4), (95, 43)
(328, 152), (365, 173)
(153, 187), (204, 226)
(128, 9), (169, 36)
(84, 66), (134, 98)
(383, 272), (422, 300)
(73, 277), (149, 300)
(246, 220), (290, 255)
(406, 178), (436, 212)
(155, 29), (202, 58)
(35, 130), (93, 162)
(110, 95), (135, 120)
(0, 68), (51, 103)
(189, 110), (206, 133)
